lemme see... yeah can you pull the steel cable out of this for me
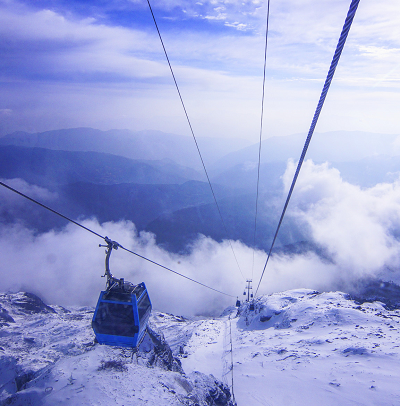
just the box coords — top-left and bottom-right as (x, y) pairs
(252, 0), (271, 281)
(255, 0), (361, 295)
(146, 0), (245, 281)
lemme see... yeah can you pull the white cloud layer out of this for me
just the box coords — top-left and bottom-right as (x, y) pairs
(275, 160), (400, 287)
(0, 178), (58, 204)
(2, 161), (400, 315)
(0, 220), (251, 316)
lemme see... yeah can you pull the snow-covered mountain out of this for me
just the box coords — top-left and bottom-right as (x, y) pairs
(0, 292), (233, 406)
(152, 288), (400, 405)
(2, 289), (400, 405)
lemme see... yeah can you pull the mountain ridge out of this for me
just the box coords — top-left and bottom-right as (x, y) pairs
(0, 291), (234, 406)
(0, 145), (203, 187)
(0, 128), (251, 170)
(2, 287), (400, 405)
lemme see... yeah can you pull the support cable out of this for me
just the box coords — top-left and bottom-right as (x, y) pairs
(252, 0), (271, 280)
(0, 181), (234, 298)
(255, 0), (361, 296)
(119, 244), (234, 297)
(146, 0), (245, 281)
(0, 181), (105, 240)
(228, 315), (237, 405)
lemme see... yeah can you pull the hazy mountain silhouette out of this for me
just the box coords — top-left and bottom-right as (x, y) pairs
(2, 128), (400, 254)
(60, 180), (238, 230)
(211, 131), (400, 174)
(0, 146), (202, 187)
(145, 191), (309, 252)
(0, 128), (250, 170)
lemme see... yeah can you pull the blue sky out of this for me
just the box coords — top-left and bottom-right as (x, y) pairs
(0, 0), (400, 140)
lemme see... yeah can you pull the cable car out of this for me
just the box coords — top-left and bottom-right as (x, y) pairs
(92, 237), (152, 348)
(235, 297), (241, 307)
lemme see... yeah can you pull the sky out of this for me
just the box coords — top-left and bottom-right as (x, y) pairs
(1, 0), (400, 140)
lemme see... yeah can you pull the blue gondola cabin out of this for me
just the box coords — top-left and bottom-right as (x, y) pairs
(92, 281), (152, 348)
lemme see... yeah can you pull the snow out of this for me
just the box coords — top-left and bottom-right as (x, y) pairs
(0, 292), (233, 406)
(229, 290), (400, 406)
(2, 289), (400, 405)
(152, 289), (400, 406)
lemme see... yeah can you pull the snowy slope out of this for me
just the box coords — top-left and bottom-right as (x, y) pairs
(0, 292), (233, 406)
(2, 289), (400, 405)
(152, 289), (400, 406)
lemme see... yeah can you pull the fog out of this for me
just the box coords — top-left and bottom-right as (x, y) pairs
(1, 160), (400, 316)
(0, 220), (253, 316)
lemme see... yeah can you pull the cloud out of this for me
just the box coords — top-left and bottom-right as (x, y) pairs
(0, 4), (166, 82)
(3, 162), (400, 316)
(270, 160), (400, 285)
(0, 178), (58, 205)
(241, 160), (400, 299)
(150, 0), (264, 31)
(0, 109), (12, 116)
(0, 218), (253, 316)
(1, 0), (400, 139)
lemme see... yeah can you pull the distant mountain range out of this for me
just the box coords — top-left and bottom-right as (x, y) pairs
(0, 146), (204, 187)
(1, 128), (399, 252)
(213, 131), (400, 169)
(0, 128), (251, 171)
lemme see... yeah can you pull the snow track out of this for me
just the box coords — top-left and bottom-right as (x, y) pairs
(152, 312), (238, 400)
(179, 318), (225, 379)
(221, 317), (233, 389)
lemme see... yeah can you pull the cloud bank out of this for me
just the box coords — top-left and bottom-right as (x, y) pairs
(0, 220), (252, 316)
(267, 160), (400, 291)
(2, 159), (400, 316)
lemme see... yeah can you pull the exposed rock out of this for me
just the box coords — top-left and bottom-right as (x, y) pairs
(4, 292), (56, 315)
(139, 325), (184, 373)
(347, 279), (400, 310)
(0, 306), (14, 325)
(15, 370), (36, 391)
(188, 372), (234, 406)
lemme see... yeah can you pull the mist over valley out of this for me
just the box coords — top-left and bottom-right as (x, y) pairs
(2, 128), (400, 311)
